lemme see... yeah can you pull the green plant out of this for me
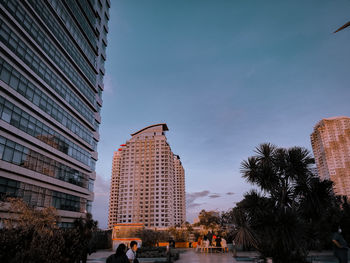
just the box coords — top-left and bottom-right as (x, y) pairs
(235, 143), (340, 263)
(0, 198), (99, 263)
(167, 227), (189, 242)
(91, 229), (112, 250)
(194, 210), (220, 231)
(72, 212), (98, 263)
(134, 229), (170, 247)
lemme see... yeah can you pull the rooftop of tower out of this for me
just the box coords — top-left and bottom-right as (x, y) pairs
(131, 123), (169, 136)
(312, 116), (350, 132)
(322, 116), (350, 121)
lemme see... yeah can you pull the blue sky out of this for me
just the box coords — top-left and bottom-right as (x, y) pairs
(92, 0), (350, 229)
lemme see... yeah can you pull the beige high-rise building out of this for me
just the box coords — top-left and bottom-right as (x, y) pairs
(311, 116), (350, 198)
(173, 155), (186, 226)
(108, 150), (122, 228)
(108, 124), (186, 229)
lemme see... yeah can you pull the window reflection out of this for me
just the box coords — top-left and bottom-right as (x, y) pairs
(0, 176), (85, 212)
(0, 136), (90, 189)
(0, 56), (94, 146)
(0, 96), (92, 168)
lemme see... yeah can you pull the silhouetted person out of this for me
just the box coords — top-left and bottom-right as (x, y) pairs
(106, 243), (129, 263)
(332, 226), (348, 263)
(207, 231), (213, 244)
(168, 239), (175, 248)
(215, 235), (222, 252)
(232, 239), (237, 257)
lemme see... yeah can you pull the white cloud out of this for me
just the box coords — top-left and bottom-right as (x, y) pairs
(91, 175), (110, 229)
(103, 74), (115, 94)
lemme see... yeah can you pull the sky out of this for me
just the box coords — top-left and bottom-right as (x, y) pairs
(92, 0), (350, 229)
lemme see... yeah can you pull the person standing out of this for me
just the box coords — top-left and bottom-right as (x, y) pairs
(332, 226), (348, 263)
(208, 231), (213, 245)
(106, 244), (129, 263)
(196, 236), (202, 252)
(202, 236), (209, 253)
(232, 239), (237, 258)
(221, 237), (227, 253)
(126, 241), (139, 263)
(215, 235), (222, 253)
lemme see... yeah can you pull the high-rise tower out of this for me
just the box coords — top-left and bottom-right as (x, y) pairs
(108, 150), (122, 228)
(173, 155), (186, 226)
(0, 0), (109, 226)
(108, 124), (186, 229)
(311, 116), (350, 198)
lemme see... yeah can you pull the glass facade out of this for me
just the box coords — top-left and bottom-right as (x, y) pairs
(0, 176), (86, 213)
(0, 0), (110, 223)
(3, 0), (97, 84)
(0, 96), (91, 167)
(0, 135), (89, 188)
(0, 58), (94, 145)
(4, 0), (96, 76)
(1, 9), (96, 107)
(0, 20), (96, 110)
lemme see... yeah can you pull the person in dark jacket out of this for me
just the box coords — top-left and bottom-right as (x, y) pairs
(215, 236), (222, 253)
(207, 231), (213, 244)
(106, 243), (129, 263)
(332, 226), (348, 263)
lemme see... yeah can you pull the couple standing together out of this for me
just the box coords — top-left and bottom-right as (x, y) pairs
(107, 241), (139, 263)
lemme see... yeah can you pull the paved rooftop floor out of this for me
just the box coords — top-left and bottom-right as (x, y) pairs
(87, 248), (343, 263)
(87, 249), (246, 263)
(176, 250), (244, 263)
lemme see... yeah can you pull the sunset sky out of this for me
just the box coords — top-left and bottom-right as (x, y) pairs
(92, 0), (350, 228)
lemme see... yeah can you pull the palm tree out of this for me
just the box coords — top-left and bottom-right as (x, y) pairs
(231, 207), (258, 249)
(241, 144), (315, 210)
(239, 143), (336, 263)
(73, 213), (98, 263)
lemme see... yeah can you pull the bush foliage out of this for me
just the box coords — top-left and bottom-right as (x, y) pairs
(222, 143), (350, 263)
(0, 198), (98, 263)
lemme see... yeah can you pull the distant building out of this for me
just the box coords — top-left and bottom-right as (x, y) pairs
(109, 150), (123, 228)
(0, 0), (110, 226)
(311, 116), (350, 198)
(173, 155), (186, 226)
(108, 124), (186, 229)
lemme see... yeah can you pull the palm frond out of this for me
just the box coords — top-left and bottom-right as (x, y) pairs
(254, 143), (276, 161)
(334, 21), (350, 33)
(234, 226), (259, 249)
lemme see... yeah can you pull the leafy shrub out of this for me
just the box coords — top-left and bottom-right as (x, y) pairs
(0, 198), (98, 263)
(134, 229), (170, 247)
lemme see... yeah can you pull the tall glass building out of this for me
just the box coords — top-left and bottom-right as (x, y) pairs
(0, 0), (109, 226)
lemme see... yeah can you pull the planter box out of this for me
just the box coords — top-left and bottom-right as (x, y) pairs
(138, 258), (167, 263)
(175, 242), (189, 248)
(137, 247), (167, 258)
(158, 242), (169, 247)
